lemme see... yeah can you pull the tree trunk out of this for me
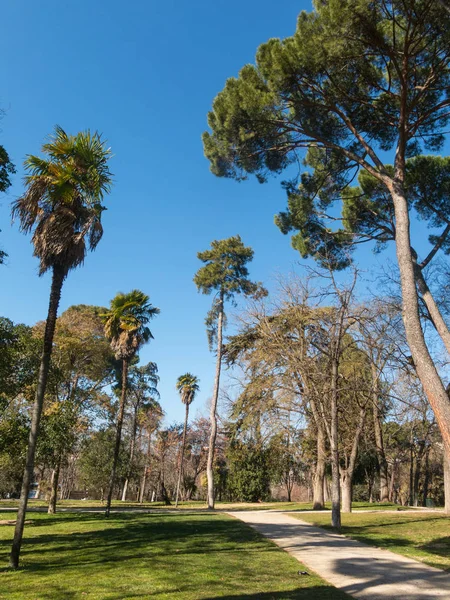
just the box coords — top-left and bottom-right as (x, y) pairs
(341, 475), (352, 514)
(313, 425), (326, 510)
(413, 262), (450, 355)
(10, 265), (65, 569)
(371, 363), (389, 502)
(422, 447), (430, 507)
(391, 182), (450, 461)
(122, 405), (138, 502)
(48, 462), (60, 514)
(139, 430), (152, 503)
(175, 402), (190, 507)
(389, 461), (397, 503)
(444, 448), (450, 514)
(206, 294), (224, 510)
(330, 356), (341, 529)
(105, 359), (129, 517)
(340, 406), (367, 514)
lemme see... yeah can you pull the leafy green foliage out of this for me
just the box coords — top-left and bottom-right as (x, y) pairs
(0, 317), (40, 402)
(194, 235), (266, 346)
(227, 440), (272, 502)
(203, 1), (450, 268)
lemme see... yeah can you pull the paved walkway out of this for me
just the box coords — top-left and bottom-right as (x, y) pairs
(228, 510), (450, 600)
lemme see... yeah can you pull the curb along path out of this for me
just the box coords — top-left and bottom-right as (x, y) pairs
(227, 510), (450, 600)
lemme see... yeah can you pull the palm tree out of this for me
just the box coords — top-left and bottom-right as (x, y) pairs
(10, 126), (112, 569)
(174, 373), (200, 507)
(102, 290), (159, 516)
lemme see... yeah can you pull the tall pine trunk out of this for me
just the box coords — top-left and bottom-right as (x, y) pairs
(175, 402), (190, 507)
(207, 294), (224, 509)
(105, 359), (128, 517)
(10, 265), (65, 569)
(390, 180), (450, 467)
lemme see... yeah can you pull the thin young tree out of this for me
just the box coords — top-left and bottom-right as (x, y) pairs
(174, 373), (200, 507)
(194, 235), (265, 509)
(10, 126), (112, 569)
(121, 362), (159, 501)
(102, 290), (159, 516)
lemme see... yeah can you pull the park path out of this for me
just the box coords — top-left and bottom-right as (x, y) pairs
(227, 510), (450, 600)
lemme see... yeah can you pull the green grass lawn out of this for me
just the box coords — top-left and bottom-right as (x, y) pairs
(0, 499), (410, 512)
(292, 511), (450, 571)
(0, 511), (350, 600)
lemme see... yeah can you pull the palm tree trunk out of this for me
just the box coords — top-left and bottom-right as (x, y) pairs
(10, 264), (65, 569)
(207, 294), (224, 510)
(105, 359), (128, 517)
(48, 461), (61, 514)
(175, 402), (190, 507)
(122, 406), (138, 502)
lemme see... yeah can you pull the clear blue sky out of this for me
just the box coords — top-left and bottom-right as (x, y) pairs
(0, 0), (426, 424)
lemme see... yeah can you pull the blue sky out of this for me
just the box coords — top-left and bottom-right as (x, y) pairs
(0, 0), (428, 424)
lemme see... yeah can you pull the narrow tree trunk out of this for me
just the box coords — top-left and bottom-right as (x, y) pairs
(444, 448), (450, 514)
(409, 443), (415, 506)
(422, 448), (430, 507)
(371, 363), (389, 502)
(313, 425), (326, 510)
(340, 406), (367, 513)
(48, 462), (61, 514)
(206, 294), (224, 510)
(10, 265), (65, 569)
(391, 183), (450, 460)
(139, 430), (152, 503)
(330, 356), (341, 529)
(413, 441), (425, 507)
(413, 262), (450, 355)
(175, 402), (190, 507)
(389, 461), (397, 503)
(105, 359), (129, 517)
(122, 405), (138, 502)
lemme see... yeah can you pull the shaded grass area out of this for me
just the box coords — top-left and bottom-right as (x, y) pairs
(0, 499), (408, 512)
(0, 511), (350, 600)
(293, 512), (450, 571)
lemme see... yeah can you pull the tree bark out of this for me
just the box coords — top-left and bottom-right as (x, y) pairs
(413, 262), (450, 355)
(175, 402), (190, 507)
(105, 359), (128, 517)
(330, 356), (341, 529)
(313, 425), (326, 510)
(444, 448), (450, 514)
(10, 265), (65, 569)
(371, 363), (389, 502)
(206, 294), (224, 510)
(340, 406), (367, 513)
(139, 430), (152, 503)
(121, 405), (138, 502)
(390, 182), (450, 462)
(48, 462), (61, 514)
